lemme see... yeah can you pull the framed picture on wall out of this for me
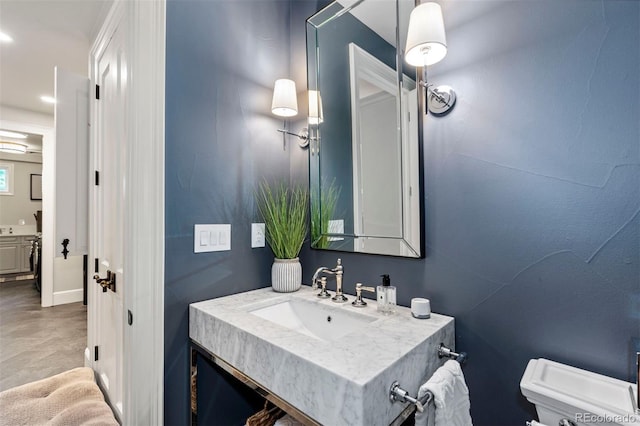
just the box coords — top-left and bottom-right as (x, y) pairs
(30, 174), (42, 201)
(0, 162), (14, 195)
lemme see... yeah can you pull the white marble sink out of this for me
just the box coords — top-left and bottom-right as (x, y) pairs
(248, 297), (377, 342)
(190, 286), (455, 425)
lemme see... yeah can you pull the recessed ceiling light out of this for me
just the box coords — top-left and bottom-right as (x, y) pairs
(0, 130), (28, 139)
(0, 142), (28, 154)
(40, 95), (57, 104)
(0, 31), (13, 43)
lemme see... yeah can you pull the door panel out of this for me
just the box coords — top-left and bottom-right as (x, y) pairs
(93, 20), (127, 418)
(54, 68), (89, 257)
(0, 244), (19, 273)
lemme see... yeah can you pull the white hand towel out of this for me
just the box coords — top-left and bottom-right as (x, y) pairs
(414, 360), (472, 426)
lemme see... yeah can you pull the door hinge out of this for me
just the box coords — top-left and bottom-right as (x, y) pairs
(94, 345), (99, 361)
(95, 171), (99, 186)
(94, 258), (99, 273)
(95, 84), (100, 100)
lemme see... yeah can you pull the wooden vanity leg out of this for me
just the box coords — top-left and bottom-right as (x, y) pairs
(190, 345), (198, 426)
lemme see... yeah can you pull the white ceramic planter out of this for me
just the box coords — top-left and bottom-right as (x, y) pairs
(271, 258), (302, 293)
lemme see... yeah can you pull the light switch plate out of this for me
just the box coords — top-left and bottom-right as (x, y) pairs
(251, 223), (265, 248)
(194, 224), (231, 253)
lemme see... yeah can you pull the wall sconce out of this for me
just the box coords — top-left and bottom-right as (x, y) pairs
(271, 78), (311, 148)
(0, 141), (28, 154)
(405, 2), (456, 115)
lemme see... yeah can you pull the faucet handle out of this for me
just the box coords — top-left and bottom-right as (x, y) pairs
(352, 283), (375, 307)
(317, 277), (331, 299)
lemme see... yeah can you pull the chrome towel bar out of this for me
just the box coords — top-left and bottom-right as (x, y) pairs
(389, 343), (467, 418)
(437, 342), (468, 364)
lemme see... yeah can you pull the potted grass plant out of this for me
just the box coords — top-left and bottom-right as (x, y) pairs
(256, 180), (308, 292)
(311, 180), (340, 249)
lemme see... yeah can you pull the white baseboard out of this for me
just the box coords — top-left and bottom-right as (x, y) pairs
(52, 288), (83, 305)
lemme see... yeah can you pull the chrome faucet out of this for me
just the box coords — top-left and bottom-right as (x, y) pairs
(311, 258), (348, 303)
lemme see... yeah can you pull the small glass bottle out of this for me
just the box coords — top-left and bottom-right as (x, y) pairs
(377, 274), (397, 314)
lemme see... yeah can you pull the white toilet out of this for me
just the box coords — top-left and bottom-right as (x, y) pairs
(520, 358), (640, 426)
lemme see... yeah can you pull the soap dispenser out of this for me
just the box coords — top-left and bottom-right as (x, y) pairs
(377, 274), (397, 314)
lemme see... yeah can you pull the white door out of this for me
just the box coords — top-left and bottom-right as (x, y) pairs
(90, 19), (127, 419)
(88, 1), (165, 422)
(54, 67), (89, 259)
(52, 68), (89, 307)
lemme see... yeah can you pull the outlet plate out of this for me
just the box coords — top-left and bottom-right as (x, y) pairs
(251, 223), (265, 248)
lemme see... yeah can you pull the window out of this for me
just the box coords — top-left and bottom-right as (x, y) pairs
(0, 163), (14, 195)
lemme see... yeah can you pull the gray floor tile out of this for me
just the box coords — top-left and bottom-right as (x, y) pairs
(0, 280), (86, 392)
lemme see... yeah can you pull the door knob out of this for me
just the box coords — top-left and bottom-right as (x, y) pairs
(93, 270), (116, 293)
(61, 239), (70, 259)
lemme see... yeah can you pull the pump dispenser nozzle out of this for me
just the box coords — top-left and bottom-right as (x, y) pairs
(377, 274), (396, 314)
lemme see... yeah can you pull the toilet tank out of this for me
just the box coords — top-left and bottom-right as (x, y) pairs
(520, 358), (639, 426)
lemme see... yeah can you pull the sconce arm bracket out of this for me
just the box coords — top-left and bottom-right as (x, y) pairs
(419, 83), (456, 116)
(277, 127), (314, 148)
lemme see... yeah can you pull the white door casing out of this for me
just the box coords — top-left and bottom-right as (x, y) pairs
(402, 89), (420, 254)
(348, 43), (417, 255)
(88, 1), (165, 424)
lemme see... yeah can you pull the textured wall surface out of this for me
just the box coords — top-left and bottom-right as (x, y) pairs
(298, 1), (639, 425)
(165, 0), (639, 425)
(164, 1), (293, 423)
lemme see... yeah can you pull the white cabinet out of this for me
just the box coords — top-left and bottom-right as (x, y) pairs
(0, 238), (20, 274)
(0, 236), (34, 274)
(21, 242), (32, 272)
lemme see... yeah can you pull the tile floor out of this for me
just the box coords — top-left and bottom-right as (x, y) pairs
(0, 279), (86, 391)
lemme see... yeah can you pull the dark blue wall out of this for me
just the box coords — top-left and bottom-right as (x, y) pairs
(164, 0), (295, 424)
(166, 0), (639, 425)
(297, 1), (640, 425)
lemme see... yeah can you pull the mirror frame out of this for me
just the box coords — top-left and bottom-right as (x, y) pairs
(306, 0), (426, 258)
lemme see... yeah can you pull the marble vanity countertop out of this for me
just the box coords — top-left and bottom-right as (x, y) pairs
(190, 286), (454, 425)
(0, 225), (37, 237)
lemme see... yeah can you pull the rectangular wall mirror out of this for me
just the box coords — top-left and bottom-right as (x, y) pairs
(307, 0), (424, 258)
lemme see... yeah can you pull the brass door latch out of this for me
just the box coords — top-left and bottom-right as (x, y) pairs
(93, 270), (116, 293)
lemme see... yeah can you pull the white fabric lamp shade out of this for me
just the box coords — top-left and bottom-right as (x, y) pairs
(404, 2), (447, 67)
(272, 79), (298, 117)
(308, 90), (323, 124)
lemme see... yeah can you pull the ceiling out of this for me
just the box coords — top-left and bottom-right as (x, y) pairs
(0, 128), (43, 153)
(0, 0), (112, 116)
